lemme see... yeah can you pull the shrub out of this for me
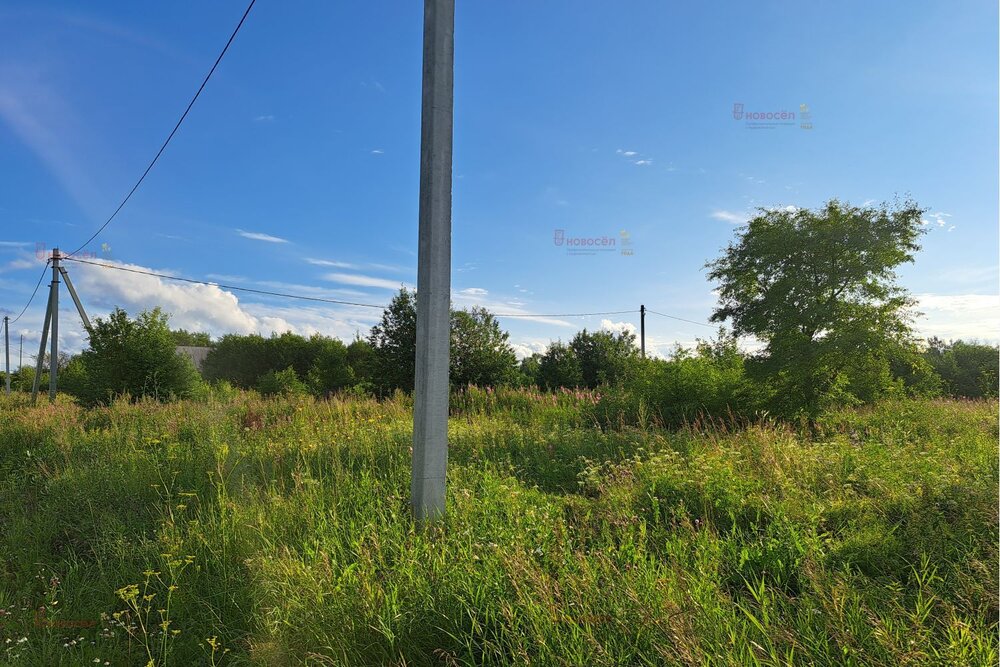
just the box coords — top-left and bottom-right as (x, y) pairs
(256, 366), (308, 396)
(72, 307), (201, 405)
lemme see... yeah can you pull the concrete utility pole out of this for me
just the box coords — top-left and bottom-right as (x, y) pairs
(640, 304), (646, 359)
(48, 249), (60, 402)
(3, 316), (9, 395)
(412, 0), (454, 522)
(31, 258), (55, 404)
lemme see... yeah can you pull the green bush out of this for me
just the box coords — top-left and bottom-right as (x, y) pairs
(71, 307), (201, 405)
(594, 332), (762, 427)
(256, 366), (308, 396)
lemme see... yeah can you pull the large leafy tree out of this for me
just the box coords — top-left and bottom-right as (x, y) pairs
(75, 307), (201, 405)
(570, 328), (639, 389)
(368, 288), (518, 393)
(537, 341), (583, 390)
(450, 307), (518, 388)
(707, 199), (926, 418)
(368, 288), (419, 393)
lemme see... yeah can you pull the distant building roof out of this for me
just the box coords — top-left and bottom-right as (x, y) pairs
(176, 345), (211, 372)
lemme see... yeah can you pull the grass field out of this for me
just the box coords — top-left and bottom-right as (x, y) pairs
(0, 391), (996, 665)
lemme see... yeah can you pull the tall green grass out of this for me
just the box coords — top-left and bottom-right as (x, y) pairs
(0, 391), (995, 665)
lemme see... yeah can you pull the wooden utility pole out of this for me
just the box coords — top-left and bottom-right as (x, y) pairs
(412, 0), (454, 522)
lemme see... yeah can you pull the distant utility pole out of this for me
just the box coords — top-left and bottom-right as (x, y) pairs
(412, 0), (454, 522)
(30, 249), (91, 404)
(640, 304), (646, 359)
(3, 316), (9, 395)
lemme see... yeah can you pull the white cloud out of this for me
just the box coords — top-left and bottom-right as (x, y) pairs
(7, 260), (391, 359)
(926, 211), (953, 229)
(710, 210), (748, 224)
(237, 230), (289, 244)
(305, 258), (357, 269)
(510, 340), (548, 360)
(323, 272), (410, 290)
(0, 258), (37, 273)
(616, 148), (652, 165)
(0, 241), (29, 248)
(370, 149), (384, 155)
(254, 114), (274, 122)
(912, 293), (1000, 343)
(600, 319), (637, 337)
(458, 287), (488, 296)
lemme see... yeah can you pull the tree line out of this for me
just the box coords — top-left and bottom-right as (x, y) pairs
(8, 200), (997, 421)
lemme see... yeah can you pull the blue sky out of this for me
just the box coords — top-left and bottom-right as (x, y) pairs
(1, 1), (997, 361)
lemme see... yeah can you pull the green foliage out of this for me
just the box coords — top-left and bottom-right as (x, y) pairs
(537, 340), (583, 390)
(72, 307), (201, 405)
(924, 338), (998, 398)
(707, 199), (927, 419)
(369, 288), (519, 393)
(450, 307), (518, 388)
(202, 333), (270, 388)
(0, 394), (994, 665)
(202, 331), (369, 397)
(170, 328), (212, 347)
(257, 366), (308, 396)
(517, 352), (543, 387)
(595, 330), (762, 427)
(570, 328), (639, 388)
(368, 288), (418, 393)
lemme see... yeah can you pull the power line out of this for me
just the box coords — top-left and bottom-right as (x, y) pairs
(8, 261), (51, 325)
(493, 309), (638, 318)
(62, 257), (386, 309)
(645, 309), (716, 329)
(63, 258), (709, 329)
(67, 0), (257, 258)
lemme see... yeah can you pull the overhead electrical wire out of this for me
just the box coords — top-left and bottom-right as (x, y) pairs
(493, 309), (638, 318)
(7, 261), (51, 325)
(63, 259), (709, 326)
(62, 257), (386, 309)
(66, 0), (257, 258)
(645, 308), (717, 329)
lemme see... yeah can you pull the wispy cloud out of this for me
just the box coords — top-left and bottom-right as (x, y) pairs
(370, 149), (384, 155)
(616, 148), (652, 166)
(912, 293), (1000, 343)
(237, 230), (289, 244)
(305, 258), (357, 269)
(254, 114), (274, 122)
(0, 241), (29, 248)
(323, 272), (411, 290)
(205, 273), (248, 283)
(710, 210), (748, 224)
(0, 258), (36, 273)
